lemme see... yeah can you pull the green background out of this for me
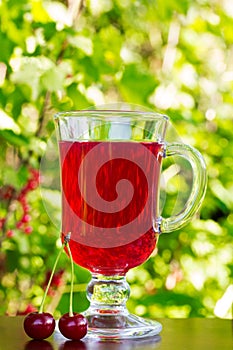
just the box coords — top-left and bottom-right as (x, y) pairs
(0, 0), (232, 319)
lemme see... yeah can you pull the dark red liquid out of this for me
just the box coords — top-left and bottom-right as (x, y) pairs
(59, 141), (163, 275)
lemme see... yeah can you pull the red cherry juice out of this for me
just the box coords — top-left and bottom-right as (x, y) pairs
(59, 141), (163, 275)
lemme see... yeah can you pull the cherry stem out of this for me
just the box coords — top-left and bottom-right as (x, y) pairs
(66, 241), (74, 317)
(39, 233), (71, 314)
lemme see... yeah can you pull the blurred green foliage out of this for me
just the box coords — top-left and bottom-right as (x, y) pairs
(0, 0), (232, 319)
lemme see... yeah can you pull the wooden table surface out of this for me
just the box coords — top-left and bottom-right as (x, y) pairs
(0, 316), (232, 350)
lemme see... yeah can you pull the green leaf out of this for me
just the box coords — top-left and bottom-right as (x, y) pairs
(142, 291), (203, 317)
(8, 88), (28, 120)
(57, 291), (89, 314)
(42, 22), (57, 41)
(41, 67), (65, 92)
(6, 250), (20, 272)
(155, 0), (190, 19)
(2, 166), (28, 189)
(0, 110), (21, 132)
(67, 35), (93, 56)
(0, 129), (29, 146)
(67, 83), (90, 110)
(0, 33), (15, 64)
(11, 56), (54, 99)
(119, 64), (157, 104)
(92, 25), (123, 74)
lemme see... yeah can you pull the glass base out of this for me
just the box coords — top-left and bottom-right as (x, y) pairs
(84, 274), (162, 339)
(83, 309), (162, 340)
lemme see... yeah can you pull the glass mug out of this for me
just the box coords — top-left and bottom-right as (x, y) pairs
(54, 110), (207, 339)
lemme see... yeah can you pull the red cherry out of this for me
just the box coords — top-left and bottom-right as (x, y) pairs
(24, 312), (55, 340)
(58, 313), (87, 340)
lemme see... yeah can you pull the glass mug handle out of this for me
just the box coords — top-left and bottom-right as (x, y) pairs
(158, 142), (207, 233)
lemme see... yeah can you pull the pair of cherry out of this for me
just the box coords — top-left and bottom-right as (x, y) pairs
(23, 234), (88, 341)
(24, 311), (87, 340)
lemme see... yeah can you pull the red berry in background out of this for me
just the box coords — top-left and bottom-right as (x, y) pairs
(52, 270), (64, 287)
(22, 214), (31, 223)
(24, 312), (55, 340)
(28, 180), (38, 190)
(1, 185), (14, 199)
(25, 340), (54, 350)
(24, 226), (33, 234)
(0, 218), (6, 229)
(6, 229), (14, 238)
(16, 221), (23, 229)
(17, 304), (37, 315)
(44, 270), (64, 289)
(23, 204), (31, 213)
(58, 313), (87, 340)
(18, 193), (26, 203)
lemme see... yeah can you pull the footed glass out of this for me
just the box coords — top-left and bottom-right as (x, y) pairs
(54, 110), (207, 339)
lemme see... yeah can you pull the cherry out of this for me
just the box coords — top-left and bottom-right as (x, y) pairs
(58, 236), (88, 340)
(23, 233), (88, 341)
(23, 312), (55, 340)
(58, 313), (88, 340)
(23, 235), (69, 340)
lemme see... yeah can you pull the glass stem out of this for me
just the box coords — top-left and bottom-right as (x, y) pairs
(86, 274), (130, 314)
